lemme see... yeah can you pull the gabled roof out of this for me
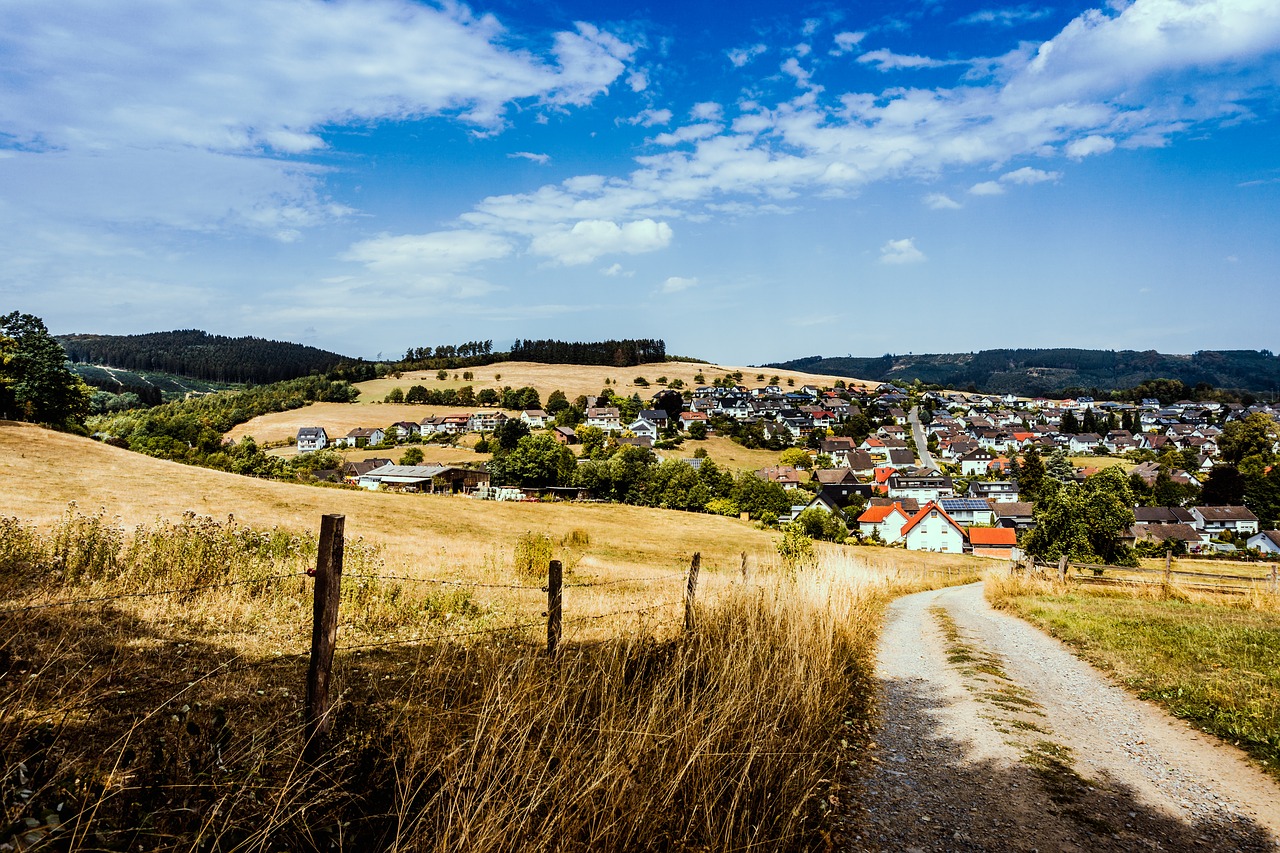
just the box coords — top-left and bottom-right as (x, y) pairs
(1195, 506), (1259, 522)
(992, 501), (1036, 518)
(858, 502), (910, 523)
(900, 502), (964, 538)
(816, 467), (860, 485)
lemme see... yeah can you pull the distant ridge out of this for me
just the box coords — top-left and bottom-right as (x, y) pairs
(58, 329), (352, 385)
(762, 349), (1280, 397)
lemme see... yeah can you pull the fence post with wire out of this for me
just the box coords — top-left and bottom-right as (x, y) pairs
(304, 513), (344, 763)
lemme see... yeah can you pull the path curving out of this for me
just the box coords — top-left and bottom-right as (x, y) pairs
(846, 582), (1280, 851)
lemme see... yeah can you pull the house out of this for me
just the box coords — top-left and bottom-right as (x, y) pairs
(857, 502), (913, 544)
(296, 427), (329, 452)
(1189, 506), (1260, 536)
(967, 481), (1020, 503)
(885, 448), (916, 469)
(1067, 433), (1104, 455)
(887, 470), (954, 502)
(342, 427), (385, 448)
(616, 436), (654, 449)
(638, 409), (670, 430)
(678, 411), (708, 431)
(520, 410), (549, 429)
(814, 468), (870, 509)
(845, 449), (876, 476)
(939, 498), (995, 526)
(586, 407), (622, 432)
(551, 426), (578, 445)
(1133, 507), (1196, 526)
(341, 458), (393, 481)
(627, 417), (660, 441)
(757, 465), (803, 489)
(1124, 523), (1207, 552)
(390, 421), (419, 440)
(356, 463), (490, 494)
(468, 411), (507, 433)
(1247, 530), (1280, 555)
(901, 502), (966, 553)
(993, 501), (1036, 532)
(968, 527), (1021, 560)
(958, 449), (996, 476)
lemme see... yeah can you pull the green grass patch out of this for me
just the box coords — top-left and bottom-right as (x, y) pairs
(1001, 593), (1280, 775)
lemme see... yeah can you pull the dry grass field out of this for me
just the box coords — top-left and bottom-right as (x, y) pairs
(226, 402), (467, 444)
(1069, 455), (1136, 471)
(0, 420), (984, 850)
(355, 359), (874, 405)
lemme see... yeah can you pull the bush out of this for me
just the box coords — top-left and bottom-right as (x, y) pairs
(776, 523), (817, 573)
(513, 532), (554, 580)
(562, 528), (591, 548)
(706, 498), (741, 517)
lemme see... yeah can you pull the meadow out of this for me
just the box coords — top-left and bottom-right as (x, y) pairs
(987, 571), (1280, 778)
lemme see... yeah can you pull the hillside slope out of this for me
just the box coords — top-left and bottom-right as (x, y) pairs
(766, 349), (1280, 397)
(0, 421), (777, 575)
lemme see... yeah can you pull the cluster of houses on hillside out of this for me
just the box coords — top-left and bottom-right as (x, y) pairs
(293, 380), (1280, 558)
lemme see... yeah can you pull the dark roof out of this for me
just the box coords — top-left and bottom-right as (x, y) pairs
(1195, 506), (1259, 522)
(992, 502), (1035, 518)
(1133, 506), (1195, 524)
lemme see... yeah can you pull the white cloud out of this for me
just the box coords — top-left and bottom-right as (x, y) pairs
(969, 181), (1006, 195)
(1065, 135), (1117, 158)
(728, 44), (768, 67)
(653, 123), (723, 146)
(626, 108), (674, 127)
(530, 218), (673, 265)
(0, 0), (636, 235)
(958, 6), (1053, 27)
(692, 102), (724, 122)
(509, 151), (551, 164)
(342, 230), (512, 273)
(781, 58), (818, 89)
(660, 276), (698, 293)
(831, 31), (867, 55)
(627, 70), (649, 93)
(857, 49), (962, 71)
(880, 238), (926, 264)
(601, 262), (630, 276)
(924, 192), (962, 209)
(1001, 166), (1061, 184)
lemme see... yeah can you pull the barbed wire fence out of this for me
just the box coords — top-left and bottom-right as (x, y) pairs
(1, 513), (703, 764)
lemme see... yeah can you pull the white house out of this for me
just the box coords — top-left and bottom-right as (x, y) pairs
(856, 502), (912, 544)
(1247, 530), (1280, 555)
(296, 427), (328, 452)
(520, 409), (549, 429)
(1190, 506), (1260, 536)
(342, 427), (385, 447)
(901, 502), (966, 553)
(957, 448), (995, 477)
(627, 417), (660, 441)
(586, 407), (622, 432)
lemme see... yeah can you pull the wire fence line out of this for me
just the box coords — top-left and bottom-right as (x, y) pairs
(0, 572), (311, 616)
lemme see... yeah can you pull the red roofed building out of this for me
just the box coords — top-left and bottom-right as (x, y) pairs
(968, 527), (1021, 559)
(857, 502), (912, 544)
(901, 502), (966, 553)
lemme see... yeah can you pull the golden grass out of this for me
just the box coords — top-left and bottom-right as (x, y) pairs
(357, 359), (874, 406)
(226, 402), (468, 444)
(1068, 456), (1135, 471)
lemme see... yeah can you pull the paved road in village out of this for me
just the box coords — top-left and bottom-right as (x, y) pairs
(909, 404), (937, 470)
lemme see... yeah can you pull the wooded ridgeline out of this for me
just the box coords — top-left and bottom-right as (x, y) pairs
(509, 338), (666, 367)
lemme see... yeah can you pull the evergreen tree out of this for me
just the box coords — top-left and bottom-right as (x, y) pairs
(0, 312), (92, 428)
(1060, 409), (1081, 434)
(1016, 445), (1046, 502)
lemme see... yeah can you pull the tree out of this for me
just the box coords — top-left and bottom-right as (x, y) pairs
(730, 472), (792, 521)
(1024, 467), (1137, 565)
(1060, 409), (1080, 434)
(493, 418), (531, 451)
(779, 447), (812, 470)
(1045, 447), (1074, 483)
(1201, 465), (1246, 505)
(794, 506), (848, 542)
(576, 425), (607, 458)
(398, 447), (425, 466)
(687, 421), (707, 440)
(384, 387), (405, 403)
(477, 388), (500, 407)
(546, 389), (569, 414)
(502, 433), (576, 488)
(0, 312), (92, 428)
(1017, 446), (1046, 501)
(1218, 413), (1278, 468)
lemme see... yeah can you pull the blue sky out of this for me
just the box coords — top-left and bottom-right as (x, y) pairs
(2, 0), (1278, 364)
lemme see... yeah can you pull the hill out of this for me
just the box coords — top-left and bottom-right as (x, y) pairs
(58, 329), (353, 384)
(764, 349), (1280, 398)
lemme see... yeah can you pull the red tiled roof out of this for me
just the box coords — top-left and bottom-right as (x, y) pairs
(858, 502), (907, 523)
(967, 527), (1018, 546)
(900, 501), (963, 537)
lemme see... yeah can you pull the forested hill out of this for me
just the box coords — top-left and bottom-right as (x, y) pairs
(58, 330), (352, 384)
(763, 349), (1280, 397)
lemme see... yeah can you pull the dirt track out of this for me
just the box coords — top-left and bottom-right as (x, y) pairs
(847, 582), (1280, 851)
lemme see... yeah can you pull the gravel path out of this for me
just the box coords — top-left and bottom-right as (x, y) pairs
(845, 582), (1280, 851)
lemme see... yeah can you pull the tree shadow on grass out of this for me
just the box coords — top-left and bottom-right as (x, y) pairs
(844, 675), (1276, 852)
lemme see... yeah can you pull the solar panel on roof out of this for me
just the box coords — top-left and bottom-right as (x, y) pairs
(940, 499), (992, 510)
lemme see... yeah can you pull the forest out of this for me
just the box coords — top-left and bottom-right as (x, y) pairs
(509, 338), (666, 367)
(58, 330), (352, 384)
(766, 348), (1280, 398)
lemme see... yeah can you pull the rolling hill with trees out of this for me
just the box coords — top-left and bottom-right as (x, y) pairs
(764, 349), (1280, 399)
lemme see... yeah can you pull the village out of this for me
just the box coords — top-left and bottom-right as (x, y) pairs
(289, 377), (1280, 562)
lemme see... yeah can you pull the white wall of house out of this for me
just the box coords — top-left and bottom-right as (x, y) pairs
(903, 510), (965, 553)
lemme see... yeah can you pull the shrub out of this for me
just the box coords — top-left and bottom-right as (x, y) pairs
(562, 528), (590, 548)
(513, 532), (554, 580)
(776, 523), (817, 573)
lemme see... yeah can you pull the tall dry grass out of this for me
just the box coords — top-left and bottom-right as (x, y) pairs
(1, 509), (966, 851)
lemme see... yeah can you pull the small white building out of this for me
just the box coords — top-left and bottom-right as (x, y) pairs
(586, 407), (622, 432)
(901, 502), (966, 553)
(520, 409), (549, 429)
(1246, 530), (1280, 555)
(296, 427), (329, 452)
(856, 502), (913, 544)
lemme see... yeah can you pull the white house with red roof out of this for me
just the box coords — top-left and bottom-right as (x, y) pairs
(857, 502), (912, 544)
(901, 502), (966, 553)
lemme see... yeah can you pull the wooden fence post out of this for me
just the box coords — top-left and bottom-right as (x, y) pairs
(1164, 549), (1173, 586)
(740, 551), (749, 584)
(685, 553), (701, 633)
(305, 513), (344, 762)
(1057, 555), (1068, 584)
(1271, 564), (1277, 595)
(547, 559), (562, 659)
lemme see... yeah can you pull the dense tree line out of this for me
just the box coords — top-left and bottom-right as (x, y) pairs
(58, 330), (351, 384)
(89, 375), (358, 471)
(1, 312), (92, 429)
(766, 349), (1280, 398)
(509, 338), (666, 367)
